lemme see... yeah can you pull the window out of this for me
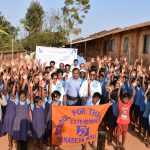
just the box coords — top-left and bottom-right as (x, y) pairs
(107, 39), (115, 51)
(124, 37), (129, 52)
(143, 35), (150, 54)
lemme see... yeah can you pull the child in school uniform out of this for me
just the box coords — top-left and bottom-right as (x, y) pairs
(46, 90), (62, 150)
(30, 80), (46, 150)
(142, 85), (150, 147)
(12, 90), (31, 150)
(107, 86), (118, 145)
(3, 90), (16, 150)
(133, 79), (143, 130)
(0, 92), (7, 136)
(83, 79), (102, 150)
(31, 96), (46, 150)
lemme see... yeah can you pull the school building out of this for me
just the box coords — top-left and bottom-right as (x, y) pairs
(67, 21), (150, 65)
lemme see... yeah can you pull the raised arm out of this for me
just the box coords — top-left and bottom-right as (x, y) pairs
(40, 80), (46, 103)
(130, 81), (137, 104)
(48, 78), (53, 99)
(118, 80), (123, 103)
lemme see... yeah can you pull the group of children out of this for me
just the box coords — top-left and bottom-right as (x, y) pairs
(0, 54), (149, 150)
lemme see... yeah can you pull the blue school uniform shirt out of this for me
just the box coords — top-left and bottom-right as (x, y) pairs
(14, 98), (30, 105)
(109, 99), (118, 117)
(143, 99), (150, 119)
(99, 81), (106, 98)
(134, 86), (144, 106)
(30, 102), (45, 111)
(44, 97), (52, 104)
(86, 100), (100, 106)
(121, 82), (132, 96)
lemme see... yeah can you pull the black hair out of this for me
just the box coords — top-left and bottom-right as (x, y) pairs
(99, 68), (105, 73)
(113, 75), (119, 81)
(91, 66), (97, 72)
(50, 61), (55, 65)
(65, 64), (71, 68)
(74, 59), (78, 62)
(33, 96), (41, 104)
(8, 67), (11, 74)
(93, 92), (102, 99)
(43, 71), (49, 76)
(51, 72), (58, 79)
(52, 90), (61, 100)
(121, 92), (130, 99)
(57, 69), (63, 75)
(33, 73), (39, 78)
(18, 90), (26, 97)
(45, 66), (51, 70)
(72, 68), (80, 73)
(110, 89), (118, 100)
(89, 70), (96, 74)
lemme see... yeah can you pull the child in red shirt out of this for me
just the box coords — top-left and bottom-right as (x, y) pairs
(116, 81), (136, 150)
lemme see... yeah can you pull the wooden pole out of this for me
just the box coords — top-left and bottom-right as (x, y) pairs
(12, 38), (14, 61)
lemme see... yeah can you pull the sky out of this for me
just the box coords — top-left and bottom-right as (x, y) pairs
(1, 0), (150, 39)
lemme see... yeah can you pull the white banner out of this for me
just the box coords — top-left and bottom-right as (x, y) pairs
(36, 46), (77, 67)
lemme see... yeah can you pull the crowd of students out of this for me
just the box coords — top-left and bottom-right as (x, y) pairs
(0, 53), (150, 150)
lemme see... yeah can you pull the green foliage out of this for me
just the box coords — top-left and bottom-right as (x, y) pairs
(62, 0), (90, 35)
(21, 1), (44, 34)
(0, 12), (21, 51)
(21, 31), (67, 51)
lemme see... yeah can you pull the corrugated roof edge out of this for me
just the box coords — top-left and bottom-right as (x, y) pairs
(70, 21), (150, 44)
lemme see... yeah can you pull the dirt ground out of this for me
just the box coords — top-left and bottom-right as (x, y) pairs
(0, 130), (148, 150)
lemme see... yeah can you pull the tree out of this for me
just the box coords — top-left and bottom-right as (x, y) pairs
(0, 12), (20, 51)
(61, 0), (90, 35)
(21, 1), (44, 35)
(21, 31), (67, 51)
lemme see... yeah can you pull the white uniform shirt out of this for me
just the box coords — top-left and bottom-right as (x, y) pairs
(79, 80), (102, 102)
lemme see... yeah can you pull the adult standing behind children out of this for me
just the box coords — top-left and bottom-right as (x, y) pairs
(64, 68), (81, 106)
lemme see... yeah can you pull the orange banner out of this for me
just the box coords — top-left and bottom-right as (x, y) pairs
(52, 104), (111, 146)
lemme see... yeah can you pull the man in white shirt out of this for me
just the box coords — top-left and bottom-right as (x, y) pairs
(79, 70), (102, 105)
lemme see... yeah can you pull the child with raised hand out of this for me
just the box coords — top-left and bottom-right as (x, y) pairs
(142, 84), (150, 147)
(12, 80), (31, 150)
(116, 80), (136, 150)
(30, 80), (46, 150)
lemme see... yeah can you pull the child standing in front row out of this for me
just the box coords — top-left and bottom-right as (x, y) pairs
(12, 89), (31, 150)
(46, 90), (62, 150)
(30, 81), (46, 150)
(0, 92), (7, 136)
(116, 81), (136, 150)
(3, 90), (16, 150)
